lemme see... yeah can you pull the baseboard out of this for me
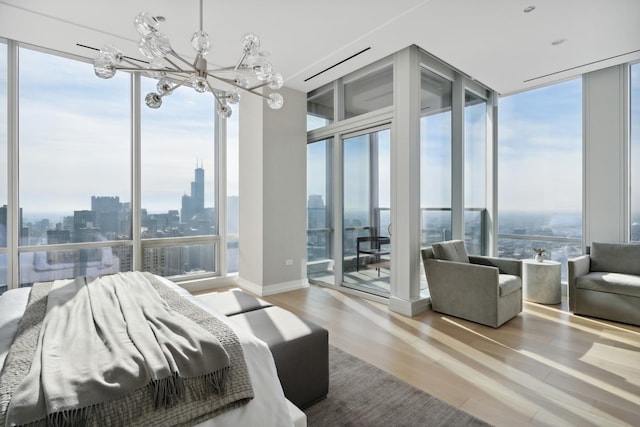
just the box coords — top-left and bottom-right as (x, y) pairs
(388, 295), (431, 316)
(237, 277), (310, 297)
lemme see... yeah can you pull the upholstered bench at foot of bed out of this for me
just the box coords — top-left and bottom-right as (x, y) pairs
(197, 288), (273, 316)
(197, 289), (329, 410)
(229, 306), (329, 409)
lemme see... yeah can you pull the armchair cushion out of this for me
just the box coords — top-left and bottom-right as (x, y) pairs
(432, 240), (470, 263)
(499, 274), (522, 297)
(590, 242), (640, 276)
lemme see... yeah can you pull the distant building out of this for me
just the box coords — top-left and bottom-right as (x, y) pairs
(181, 167), (205, 223)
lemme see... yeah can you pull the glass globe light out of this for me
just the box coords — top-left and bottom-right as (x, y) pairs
(253, 59), (273, 81)
(234, 75), (249, 89)
(190, 31), (211, 55)
(139, 32), (171, 59)
(192, 76), (208, 93)
(156, 78), (173, 95)
(241, 33), (261, 56)
(267, 72), (284, 90)
(145, 92), (162, 109)
(134, 12), (159, 36)
(145, 60), (166, 78)
(226, 90), (240, 104)
(93, 56), (116, 79)
(100, 45), (123, 64)
(218, 103), (232, 118)
(267, 93), (284, 110)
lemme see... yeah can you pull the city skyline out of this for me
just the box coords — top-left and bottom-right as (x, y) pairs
(7, 46), (234, 219)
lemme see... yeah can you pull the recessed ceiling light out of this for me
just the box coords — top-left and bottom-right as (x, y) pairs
(524, 5), (536, 13)
(551, 38), (567, 46)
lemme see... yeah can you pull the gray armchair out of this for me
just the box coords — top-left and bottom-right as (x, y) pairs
(421, 240), (523, 328)
(568, 242), (640, 326)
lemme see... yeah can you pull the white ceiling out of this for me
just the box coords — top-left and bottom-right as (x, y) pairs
(1, 0), (639, 96)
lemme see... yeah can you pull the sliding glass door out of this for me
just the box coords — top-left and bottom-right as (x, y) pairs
(342, 127), (391, 296)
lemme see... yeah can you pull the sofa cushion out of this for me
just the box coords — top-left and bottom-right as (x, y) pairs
(499, 274), (522, 297)
(432, 240), (470, 263)
(575, 272), (640, 298)
(590, 242), (640, 276)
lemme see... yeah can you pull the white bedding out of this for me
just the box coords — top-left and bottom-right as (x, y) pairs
(0, 278), (294, 427)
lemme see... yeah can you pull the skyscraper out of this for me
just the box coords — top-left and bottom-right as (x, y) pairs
(181, 166), (205, 222)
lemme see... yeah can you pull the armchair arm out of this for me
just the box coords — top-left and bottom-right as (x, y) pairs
(469, 255), (522, 277)
(567, 254), (590, 311)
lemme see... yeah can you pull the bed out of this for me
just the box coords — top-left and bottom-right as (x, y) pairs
(0, 272), (297, 427)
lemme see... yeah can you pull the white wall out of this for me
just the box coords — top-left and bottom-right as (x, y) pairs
(238, 87), (308, 296)
(583, 65), (629, 245)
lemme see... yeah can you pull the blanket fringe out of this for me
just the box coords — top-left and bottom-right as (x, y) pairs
(149, 367), (229, 410)
(205, 366), (230, 395)
(47, 405), (93, 427)
(151, 372), (185, 409)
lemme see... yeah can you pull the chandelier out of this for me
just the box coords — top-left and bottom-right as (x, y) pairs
(89, 0), (284, 117)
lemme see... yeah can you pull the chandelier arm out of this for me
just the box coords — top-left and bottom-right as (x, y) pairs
(168, 50), (197, 72)
(116, 67), (157, 72)
(206, 66), (237, 73)
(116, 58), (183, 73)
(206, 73), (236, 85)
(161, 57), (187, 74)
(77, 43), (150, 65)
(247, 82), (268, 91)
(204, 79), (225, 108)
(204, 72), (271, 100)
(242, 88), (271, 100)
(161, 76), (193, 97)
(234, 53), (248, 71)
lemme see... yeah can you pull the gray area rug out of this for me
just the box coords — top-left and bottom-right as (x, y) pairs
(305, 345), (492, 427)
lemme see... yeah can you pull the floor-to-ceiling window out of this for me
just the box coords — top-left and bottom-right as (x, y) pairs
(342, 128), (391, 296)
(226, 111), (240, 273)
(307, 138), (333, 285)
(306, 58), (394, 297)
(631, 62), (640, 242)
(18, 46), (132, 286)
(420, 68), (452, 246)
(0, 41), (7, 293)
(140, 76), (217, 278)
(464, 91), (487, 255)
(498, 78), (583, 280)
(0, 39), (233, 293)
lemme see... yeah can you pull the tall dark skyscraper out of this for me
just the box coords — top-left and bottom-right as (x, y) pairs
(181, 166), (205, 222)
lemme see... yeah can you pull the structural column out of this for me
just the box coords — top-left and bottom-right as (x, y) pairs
(583, 65), (628, 245)
(389, 46), (429, 315)
(238, 87), (309, 296)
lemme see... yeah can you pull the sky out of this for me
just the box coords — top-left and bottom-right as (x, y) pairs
(307, 76), (586, 220)
(1, 43), (640, 226)
(2, 45), (240, 222)
(498, 78), (583, 213)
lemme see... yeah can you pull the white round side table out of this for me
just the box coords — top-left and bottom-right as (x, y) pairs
(522, 259), (561, 304)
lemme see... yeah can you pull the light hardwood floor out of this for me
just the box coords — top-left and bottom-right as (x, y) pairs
(204, 284), (640, 426)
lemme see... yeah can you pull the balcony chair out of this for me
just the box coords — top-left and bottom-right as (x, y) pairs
(356, 235), (390, 276)
(421, 240), (523, 328)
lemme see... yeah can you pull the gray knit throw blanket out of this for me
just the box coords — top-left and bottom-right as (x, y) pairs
(0, 272), (254, 427)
